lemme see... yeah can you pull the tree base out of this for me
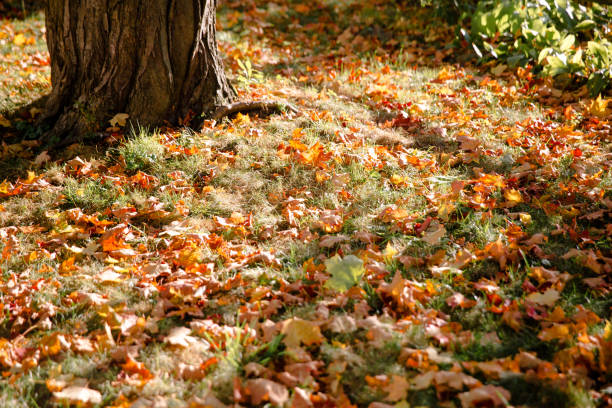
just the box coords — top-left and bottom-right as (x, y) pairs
(44, 0), (235, 145)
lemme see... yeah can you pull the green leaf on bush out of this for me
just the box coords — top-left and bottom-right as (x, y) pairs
(538, 48), (553, 64)
(324, 255), (364, 293)
(560, 35), (575, 52)
(574, 19), (596, 31)
(588, 41), (610, 65)
(587, 71), (610, 97)
(546, 54), (568, 76)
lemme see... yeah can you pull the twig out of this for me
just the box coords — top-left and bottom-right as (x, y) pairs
(212, 100), (299, 121)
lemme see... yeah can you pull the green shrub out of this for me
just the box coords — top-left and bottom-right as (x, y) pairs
(462, 0), (612, 95)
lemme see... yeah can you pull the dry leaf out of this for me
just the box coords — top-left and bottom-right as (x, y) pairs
(53, 385), (102, 406)
(422, 222), (446, 245)
(281, 318), (324, 347)
(109, 113), (129, 127)
(526, 288), (560, 307)
(245, 378), (289, 406)
(457, 385), (510, 408)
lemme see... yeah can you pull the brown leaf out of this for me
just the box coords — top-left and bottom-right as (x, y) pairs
(526, 288), (559, 307)
(281, 318), (324, 348)
(457, 385), (510, 408)
(422, 222), (446, 245)
(245, 378), (289, 406)
(383, 375), (410, 402)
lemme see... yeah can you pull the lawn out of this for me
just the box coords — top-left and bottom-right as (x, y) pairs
(0, 1), (611, 407)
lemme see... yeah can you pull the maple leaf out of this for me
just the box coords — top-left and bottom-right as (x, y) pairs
(109, 113), (129, 127)
(164, 327), (199, 348)
(244, 378), (289, 406)
(526, 288), (560, 307)
(422, 222), (446, 245)
(41, 332), (70, 357)
(503, 189), (522, 206)
(95, 268), (124, 284)
(538, 324), (571, 341)
(13, 33), (26, 46)
(324, 254), (365, 293)
(53, 385), (102, 406)
(588, 95), (610, 117)
(281, 318), (324, 348)
(446, 292), (477, 309)
(457, 385), (510, 408)
(319, 234), (349, 248)
(99, 224), (132, 252)
(383, 375), (410, 402)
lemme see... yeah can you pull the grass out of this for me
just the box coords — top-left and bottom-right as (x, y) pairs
(0, 1), (611, 407)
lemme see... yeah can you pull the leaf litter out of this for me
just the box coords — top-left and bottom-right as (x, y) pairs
(0, 0), (611, 407)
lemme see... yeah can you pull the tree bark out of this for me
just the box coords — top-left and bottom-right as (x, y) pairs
(43, 0), (235, 143)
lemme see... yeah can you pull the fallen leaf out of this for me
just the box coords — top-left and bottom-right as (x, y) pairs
(244, 378), (289, 406)
(383, 375), (410, 402)
(281, 317), (324, 348)
(422, 222), (446, 245)
(457, 385), (510, 408)
(13, 33), (26, 46)
(324, 254), (365, 292)
(588, 95), (610, 118)
(538, 324), (571, 341)
(53, 385), (102, 406)
(526, 288), (560, 307)
(109, 113), (129, 127)
(164, 327), (199, 348)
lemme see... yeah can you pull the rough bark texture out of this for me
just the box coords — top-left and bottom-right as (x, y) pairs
(44, 0), (235, 143)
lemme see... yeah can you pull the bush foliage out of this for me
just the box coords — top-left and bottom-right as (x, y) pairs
(421, 0), (612, 95)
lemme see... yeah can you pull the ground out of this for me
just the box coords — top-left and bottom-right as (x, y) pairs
(0, 1), (611, 407)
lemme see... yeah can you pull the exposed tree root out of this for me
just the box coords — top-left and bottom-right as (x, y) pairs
(212, 100), (299, 121)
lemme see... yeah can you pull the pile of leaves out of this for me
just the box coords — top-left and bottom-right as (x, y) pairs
(0, 0), (611, 407)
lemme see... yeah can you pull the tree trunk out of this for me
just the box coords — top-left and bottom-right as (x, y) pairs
(43, 0), (235, 143)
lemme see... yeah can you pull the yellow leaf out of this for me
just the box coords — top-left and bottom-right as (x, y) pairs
(281, 317), (324, 347)
(504, 189), (522, 205)
(588, 95), (610, 118)
(13, 33), (26, 46)
(0, 115), (10, 128)
(538, 324), (570, 341)
(438, 202), (455, 221)
(109, 113), (129, 127)
(60, 257), (78, 274)
(25, 171), (37, 184)
(383, 243), (398, 261)
(315, 170), (330, 183)
(41, 333), (69, 357)
(519, 213), (532, 225)
(604, 320), (612, 341)
(234, 112), (250, 125)
(23, 251), (38, 264)
(390, 174), (405, 185)
(491, 64), (507, 76)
